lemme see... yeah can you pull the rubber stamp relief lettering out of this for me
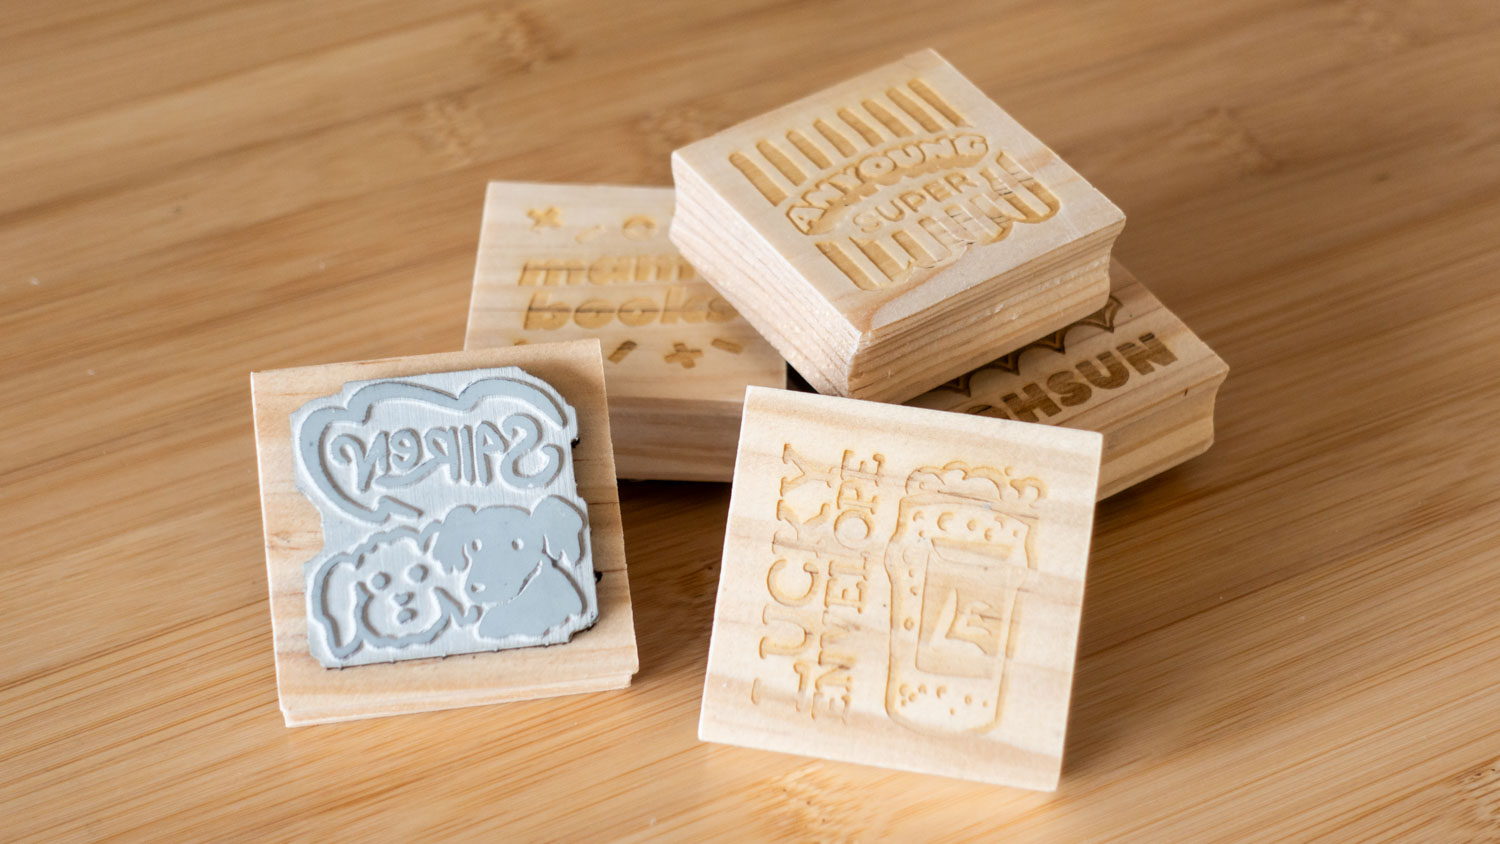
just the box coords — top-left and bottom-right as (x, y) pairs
(290, 367), (598, 668)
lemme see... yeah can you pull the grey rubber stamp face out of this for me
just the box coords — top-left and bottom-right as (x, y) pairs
(290, 367), (598, 668)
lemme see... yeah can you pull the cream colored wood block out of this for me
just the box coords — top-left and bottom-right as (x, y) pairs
(251, 340), (638, 726)
(465, 182), (786, 482)
(906, 261), (1229, 498)
(700, 387), (1102, 789)
(671, 48), (1124, 403)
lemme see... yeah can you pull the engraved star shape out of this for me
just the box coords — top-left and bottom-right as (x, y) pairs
(527, 206), (563, 230)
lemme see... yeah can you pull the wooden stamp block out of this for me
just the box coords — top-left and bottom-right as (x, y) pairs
(671, 49), (1125, 403)
(465, 182), (786, 482)
(700, 387), (1103, 789)
(251, 340), (638, 726)
(906, 261), (1229, 498)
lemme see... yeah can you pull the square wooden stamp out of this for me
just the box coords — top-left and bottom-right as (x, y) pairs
(700, 387), (1103, 789)
(905, 261), (1229, 498)
(465, 182), (786, 482)
(251, 340), (638, 726)
(672, 49), (1125, 403)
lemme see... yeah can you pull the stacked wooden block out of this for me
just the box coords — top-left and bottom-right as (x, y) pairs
(252, 46), (1228, 794)
(906, 260), (1227, 499)
(663, 49), (1224, 789)
(671, 49), (1124, 401)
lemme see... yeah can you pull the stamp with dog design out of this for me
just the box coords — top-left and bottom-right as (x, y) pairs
(290, 367), (597, 668)
(252, 341), (637, 725)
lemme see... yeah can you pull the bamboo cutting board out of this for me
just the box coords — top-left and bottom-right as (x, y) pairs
(2, 0), (1499, 840)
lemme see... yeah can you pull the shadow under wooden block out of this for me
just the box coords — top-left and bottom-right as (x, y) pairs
(671, 48), (1124, 403)
(465, 182), (786, 482)
(251, 339), (638, 726)
(699, 387), (1102, 790)
(905, 261), (1229, 499)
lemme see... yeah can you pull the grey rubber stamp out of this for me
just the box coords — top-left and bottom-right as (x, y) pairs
(290, 367), (598, 668)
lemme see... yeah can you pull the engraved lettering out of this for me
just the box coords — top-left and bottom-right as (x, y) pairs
(754, 445), (885, 725)
(1077, 351), (1130, 389)
(1000, 383), (1063, 423)
(519, 286), (739, 331)
(1045, 371), (1092, 407)
(767, 558), (822, 606)
(524, 291), (570, 330)
(725, 75), (1061, 290)
(1118, 332), (1178, 374)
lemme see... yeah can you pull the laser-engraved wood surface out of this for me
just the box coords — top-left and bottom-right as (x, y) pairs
(905, 260), (1228, 500)
(701, 388), (1103, 790)
(465, 183), (785, 481)
(671, 49), (1124, 402)
(3, 1), (1499, 840)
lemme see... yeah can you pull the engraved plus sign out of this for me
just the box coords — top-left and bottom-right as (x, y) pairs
(527, 206), (562, 230)
(663, 342), (703, 369)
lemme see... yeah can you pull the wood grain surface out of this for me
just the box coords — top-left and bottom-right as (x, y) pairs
(2, 0), (1498, 840)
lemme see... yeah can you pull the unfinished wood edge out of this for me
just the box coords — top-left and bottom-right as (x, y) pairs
(284, 672), (637, 727)
(1098, 420), (1215, 499)
(669, 216), (854, 396)
(697, 716), (1062, 791)
(865, 215), (1126, 336)
(607, 393), (753, 481)
(1092, 370), (1225, 497)
(861, 234), (1118, 340)
(250, 370), (301, 721)
(843, 268), (1114, 402)
(672, 155), (861, 336)
(1100, 371), (1227, 495)
(460, 182), (508, 352)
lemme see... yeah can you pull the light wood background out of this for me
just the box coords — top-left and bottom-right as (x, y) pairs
(2, 0), (1497, 840)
